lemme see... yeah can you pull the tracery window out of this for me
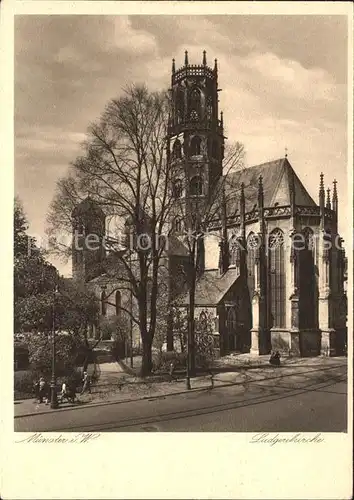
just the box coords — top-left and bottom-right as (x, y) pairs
(172, 139), (182, 159)
(188, 87), (201, 116)
(190, 136), (201, 156)
(299, 227), (316, 329)
(174, 217), (182, 233)
(173, 179), (183, 198)
(176, 87), (185, 120)
(229, 235), (240, 267)
(190, 176), (203, 196)
(269, 228), (285, 328)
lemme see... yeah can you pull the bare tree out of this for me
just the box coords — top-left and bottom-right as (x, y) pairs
(47, 85), (174, 376)
(171, 141), (246, 378)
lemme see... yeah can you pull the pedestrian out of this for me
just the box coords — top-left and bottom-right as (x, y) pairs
(38, 377), (47, 403)
(81, 371), (91, 395)
(269, 351), (281, 367)
(60, 380), (68, 403)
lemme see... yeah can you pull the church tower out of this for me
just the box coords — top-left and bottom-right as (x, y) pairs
(168, 51), (225, 231)
(71, 197), (106, 283)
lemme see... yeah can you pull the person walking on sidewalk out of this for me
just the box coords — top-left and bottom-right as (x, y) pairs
(80, 371), (91, 395)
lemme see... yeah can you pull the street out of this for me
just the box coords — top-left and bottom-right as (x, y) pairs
(15, 366), (347, 432)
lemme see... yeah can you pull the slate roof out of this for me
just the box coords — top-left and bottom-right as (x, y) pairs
(224, 157), (316, 218)
(179, 268), (240, 306)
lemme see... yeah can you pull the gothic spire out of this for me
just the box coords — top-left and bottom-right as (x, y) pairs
(319, 172), (325, 206)
(184, 50), (189, 66)
(326, 187), (331, 209)
(332, 179), (338, 205)
(203, 50), (207, 66)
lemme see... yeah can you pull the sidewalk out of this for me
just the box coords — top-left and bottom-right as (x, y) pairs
(14, 355), (347, 418)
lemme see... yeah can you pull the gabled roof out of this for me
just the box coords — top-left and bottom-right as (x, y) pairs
(225, 157), (316, 217)
(179, 268), (240, 306)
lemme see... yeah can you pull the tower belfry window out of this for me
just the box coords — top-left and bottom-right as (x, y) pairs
(176, 87), (185, 119)
(190, 110), (199, 122)
(189, 87), (201, 113)
(190, 136), (201, 156)
(174, 179), (183, 198)
(190, 176), (203, 196)
(172, 139), (182, 159)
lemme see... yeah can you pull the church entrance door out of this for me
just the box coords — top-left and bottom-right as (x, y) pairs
(226, 307), (239, 353)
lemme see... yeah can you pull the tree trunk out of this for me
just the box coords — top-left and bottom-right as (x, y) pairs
(140, 334), (153, 376)
(188, 259), (197, 376)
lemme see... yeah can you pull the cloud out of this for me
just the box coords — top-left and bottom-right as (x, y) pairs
(240, 51), (339, 103)
(112, 17), (158, 55)
(14, 15), (349, 275)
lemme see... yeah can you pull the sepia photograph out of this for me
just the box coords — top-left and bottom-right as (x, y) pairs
(12, 13), (350, 435)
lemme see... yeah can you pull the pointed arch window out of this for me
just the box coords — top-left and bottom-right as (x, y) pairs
(174, 217), (182, 233)
(173, 179), (183, 198)
(190, 110), (199, 121)
(229, 235), (240, 268)
(188, 87), (201, 117)
(299, 227), (317, 329)
(206, 97), (213, 121)
(115, 290), (121, 317)
(190, 176), (203, 196)
(172, 139), (182, 159)
(269, 229), (285, 328)
(198, 311), (208, 331)
(101, 290), (107, 316)
(176, 86), (185, 120)
(190, 136), (201, 156)
(247, 232), (258, 299)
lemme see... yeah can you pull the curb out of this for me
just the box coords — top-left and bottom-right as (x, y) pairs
(14, 362), (346, 419)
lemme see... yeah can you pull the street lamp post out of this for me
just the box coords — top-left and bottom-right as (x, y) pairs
(130, 249), (134, 368)
(50, 284), (59, 409)
(186, 308), (191, 390)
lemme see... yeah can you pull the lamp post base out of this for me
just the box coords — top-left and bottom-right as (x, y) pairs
(50, 381), (59, 409)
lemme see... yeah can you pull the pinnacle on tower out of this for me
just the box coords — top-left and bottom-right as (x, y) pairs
(319, 172), (325, 203)
(326, 187), (331, 209)
(258, 175), (264, 206)
(184, 50), (189, 66)
(214, 58), (218, 73)
(203, 50), (207, 66)
(172, 58), (175, 74)
(332, 179), (338, 202)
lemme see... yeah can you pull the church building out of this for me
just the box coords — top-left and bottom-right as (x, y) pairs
(71, 51), (347, 358)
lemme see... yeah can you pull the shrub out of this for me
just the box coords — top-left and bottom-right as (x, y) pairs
(152, 351), (187, 373)
(27, 333), (81, 377)
(14, 370), (37, 399)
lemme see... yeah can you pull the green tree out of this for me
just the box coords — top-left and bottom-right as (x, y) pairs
(14, 196), (29, 258)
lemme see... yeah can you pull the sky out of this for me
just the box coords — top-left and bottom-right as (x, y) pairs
(14, 14), (349, 276)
